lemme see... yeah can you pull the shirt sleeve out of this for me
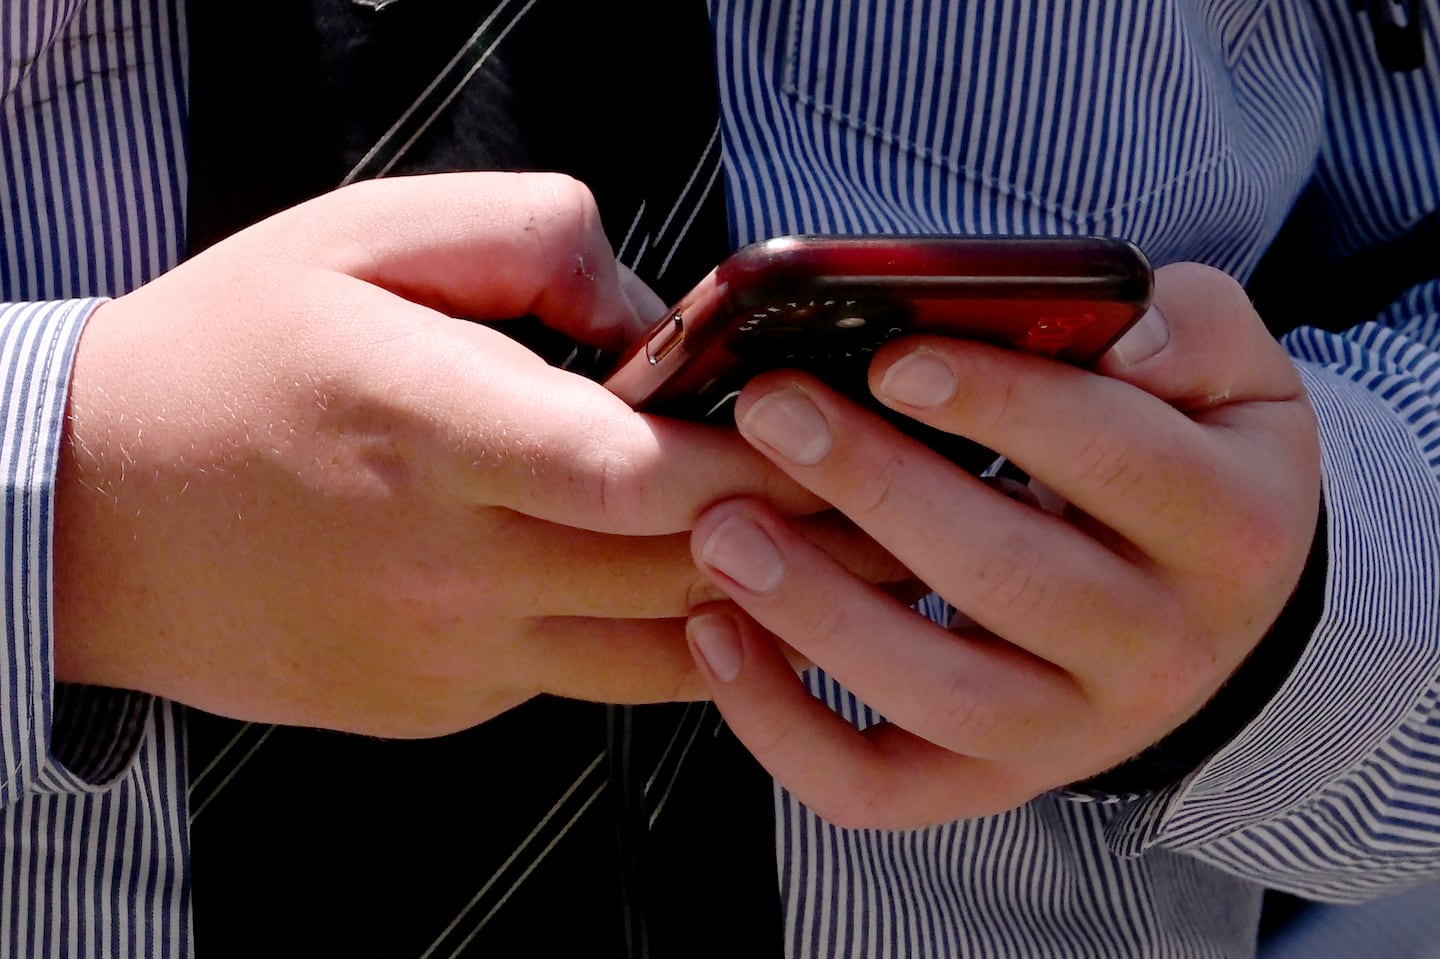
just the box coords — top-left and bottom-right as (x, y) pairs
(1100, 279), (1440, 902)
(1, 297), (154, 807)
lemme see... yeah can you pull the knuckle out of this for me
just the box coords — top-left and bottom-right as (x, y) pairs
(968, 535), (1048, 620)
(1226, 507), (1293, 577)
(815, 798), (880, 831)
(799, 600), (855, 658)
(539, 427), (649, 530)
(1066, 429), (1147, 498)
(935, 361), (1019, 440)
(529, 171), (599, 217)
(848, 451), (909, 518)
(566, 418), (668, 532)
(960, 366), (1023, 439)
(1121, 646), (1227, 735)
(807, 770), (894, 830)
(527, 172), (605, 248)
(1189, 483), (1308, 588)
(931, 677), (1003, 750)
(684, 571), (727, 610)
(1159, 261), (1250, 316)
(591, 443), (649, 527)
(527, 174), (614, 315)
(1096, 601), (1227, 729)
(984, 374), (1022, 434)
(743, 708), (814, 768)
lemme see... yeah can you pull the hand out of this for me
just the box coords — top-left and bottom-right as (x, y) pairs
(53, 172), (902, 737)
(683, 262), (1322, 829)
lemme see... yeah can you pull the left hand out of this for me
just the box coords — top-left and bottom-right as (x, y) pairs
(683, 262), (1321, 829)
(54, 172), (907, 739)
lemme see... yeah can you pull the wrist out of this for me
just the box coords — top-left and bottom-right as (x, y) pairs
(1074, 498), (1328, 795)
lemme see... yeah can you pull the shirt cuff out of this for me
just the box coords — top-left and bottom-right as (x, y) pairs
(1098, 357), (1440, 864)
(1, 298), (153, 800)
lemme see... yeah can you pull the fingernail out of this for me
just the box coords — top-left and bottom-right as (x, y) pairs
(687, 612), (743, 682)
(878, 349), (957, 407)
(739, 389), (831, 465)
(1108, 306), (1170, 368)
(700, 514), (785, 593)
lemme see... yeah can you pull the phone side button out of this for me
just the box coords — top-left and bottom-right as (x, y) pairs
(646, 311), (685, 364)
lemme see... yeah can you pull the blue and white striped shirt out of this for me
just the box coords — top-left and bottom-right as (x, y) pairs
(3, 0), (1439, 955)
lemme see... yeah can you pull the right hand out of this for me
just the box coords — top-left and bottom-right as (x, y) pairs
(53, 172), (902, 738)
(681, 263), (1321, 828)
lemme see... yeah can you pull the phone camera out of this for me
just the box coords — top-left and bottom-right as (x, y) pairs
(735, 298), (909, 357)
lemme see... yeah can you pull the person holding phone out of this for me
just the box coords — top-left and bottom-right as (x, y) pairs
(4, 0), (1439, 957)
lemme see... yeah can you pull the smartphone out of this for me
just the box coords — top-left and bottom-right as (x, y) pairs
(602, 234), (1152, 471)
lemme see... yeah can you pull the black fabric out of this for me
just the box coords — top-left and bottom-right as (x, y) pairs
(51, 684), (153, 784)
(1248, 179), (1440, 335)
(184, 2), (781, 956)
(186, 0), (733, 307)
(1349, 0), (1427, 72)
(186, 698), (627, 955)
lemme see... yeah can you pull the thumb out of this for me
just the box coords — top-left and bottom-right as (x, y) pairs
(1095, 261), (1303, 409)
(255, 170), (649, 351)
(387, 307), (822, 536)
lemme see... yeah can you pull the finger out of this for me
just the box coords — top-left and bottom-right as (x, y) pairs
(482, 508), (913, 620)
(1095, 261), (1306, 410)
(467, 358), (824, 534)
(522, 615), (707, 703)
(310, 278), (822, 535)
(723, 378), (1170, 669)
(230, 172), (819, 535)
(689, 498), (1095, 760)
(255, 171), (647, 350)
(685, 605), (1060, 828)
(862, 268), (1317, 566)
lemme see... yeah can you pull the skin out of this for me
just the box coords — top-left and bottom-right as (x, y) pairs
(684, 262), (1323, 830)
(51, 171), (905, 739)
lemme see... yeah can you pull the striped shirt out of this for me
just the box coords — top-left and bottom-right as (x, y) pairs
(3, 0), (1439, 956)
